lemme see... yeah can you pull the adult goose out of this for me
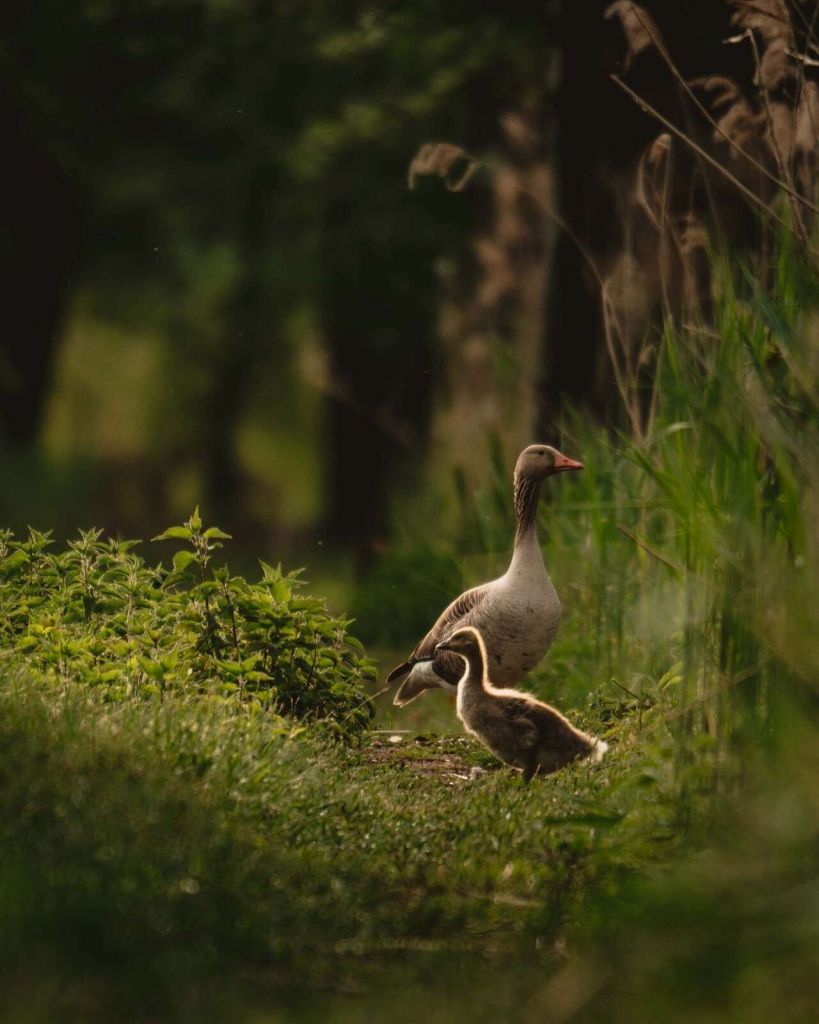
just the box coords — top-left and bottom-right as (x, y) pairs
(389, 443), (583, 706)
(437, 626), (607, 781)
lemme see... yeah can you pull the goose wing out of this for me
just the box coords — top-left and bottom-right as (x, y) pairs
(387, 583), (490, 686)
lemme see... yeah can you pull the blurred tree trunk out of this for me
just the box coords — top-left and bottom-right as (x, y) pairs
(0, 92), (83, 448)
(318, 159), (444, 560)
(202, 173), (270, 530)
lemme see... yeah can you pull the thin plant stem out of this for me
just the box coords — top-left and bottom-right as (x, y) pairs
(611, 73), (819, 259)
(628, 3), (819, 218)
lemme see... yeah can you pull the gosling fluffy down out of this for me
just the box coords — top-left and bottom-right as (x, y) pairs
(437, 626), (608, 781)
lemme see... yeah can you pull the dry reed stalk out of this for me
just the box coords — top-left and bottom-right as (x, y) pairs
(409, 0), (819, 437)
(611, 74), (808, 243)
(625, 2), (819, 217)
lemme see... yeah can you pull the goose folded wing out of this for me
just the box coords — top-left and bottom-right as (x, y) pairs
(387, 584), (489, 685)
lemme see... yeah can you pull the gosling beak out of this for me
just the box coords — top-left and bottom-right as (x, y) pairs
(553, 451), (584, 473)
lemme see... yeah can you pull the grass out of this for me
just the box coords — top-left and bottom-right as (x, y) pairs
(2, 235), (819, 1021)
(3, 655), (814, 1022)
(0, 664), (684, 1023)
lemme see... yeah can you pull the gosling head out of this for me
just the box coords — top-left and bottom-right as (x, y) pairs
(514, 444), (584, 481)
(435, 626), (486, 661)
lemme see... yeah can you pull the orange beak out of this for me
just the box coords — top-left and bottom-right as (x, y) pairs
(553, 451), (584, 472)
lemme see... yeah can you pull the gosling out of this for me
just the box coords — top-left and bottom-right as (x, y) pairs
(436, 626), (608, 782)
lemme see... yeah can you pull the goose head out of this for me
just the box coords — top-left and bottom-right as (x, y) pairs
(515, 444), (584, 481)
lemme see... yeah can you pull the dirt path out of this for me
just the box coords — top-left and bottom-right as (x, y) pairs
(362, 733), (497, 783)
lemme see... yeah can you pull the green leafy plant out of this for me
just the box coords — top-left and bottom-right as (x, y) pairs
(0, 509), (376, 736)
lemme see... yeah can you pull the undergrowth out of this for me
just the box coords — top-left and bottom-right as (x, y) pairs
(0, 508), (375, 735)
(0, 662), (679, 1024)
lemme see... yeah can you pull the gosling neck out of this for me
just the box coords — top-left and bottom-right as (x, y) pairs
(460, 648), (488, 691)
(513, 472), (543, 545)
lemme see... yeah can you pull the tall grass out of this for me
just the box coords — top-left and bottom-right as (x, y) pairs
(361, 236), (819, 785)
(342, 231), (819, 1018)
(432, 233), (819, 750)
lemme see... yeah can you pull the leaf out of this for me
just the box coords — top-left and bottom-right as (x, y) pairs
(115, 539), (142, 553)
(188, 507), (202, 531)
(216, 659), (243, 676)
(204, 527), (232, 541)
(245, 670), (273, 684)
(0, 550), (28, 577)
(271, 579), (293, 603)
(172, 550), (198, 573)
(152, 526), (193, 542)
(138, 657), (165, 680)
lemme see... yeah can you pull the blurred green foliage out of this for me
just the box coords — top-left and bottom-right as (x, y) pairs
(350, 544), (461, 647)
(2, 0), (554, 542)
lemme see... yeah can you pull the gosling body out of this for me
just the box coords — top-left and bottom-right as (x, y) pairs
(439, 627), (607, 781)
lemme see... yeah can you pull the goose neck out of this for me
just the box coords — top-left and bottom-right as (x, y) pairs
(513, 473), (543, 544)
(460, 649), (487, 690)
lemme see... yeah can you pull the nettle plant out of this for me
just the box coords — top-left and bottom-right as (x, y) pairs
(0, 510), (376, 736)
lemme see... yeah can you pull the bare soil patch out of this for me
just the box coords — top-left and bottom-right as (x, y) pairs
(363, 734), (496, 783)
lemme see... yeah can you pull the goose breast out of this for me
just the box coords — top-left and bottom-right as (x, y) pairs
(475, 572), (561, 684)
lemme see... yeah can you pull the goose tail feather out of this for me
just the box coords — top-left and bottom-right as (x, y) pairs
(387, 660), (414, 684)
(393, 674), (434, 707)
